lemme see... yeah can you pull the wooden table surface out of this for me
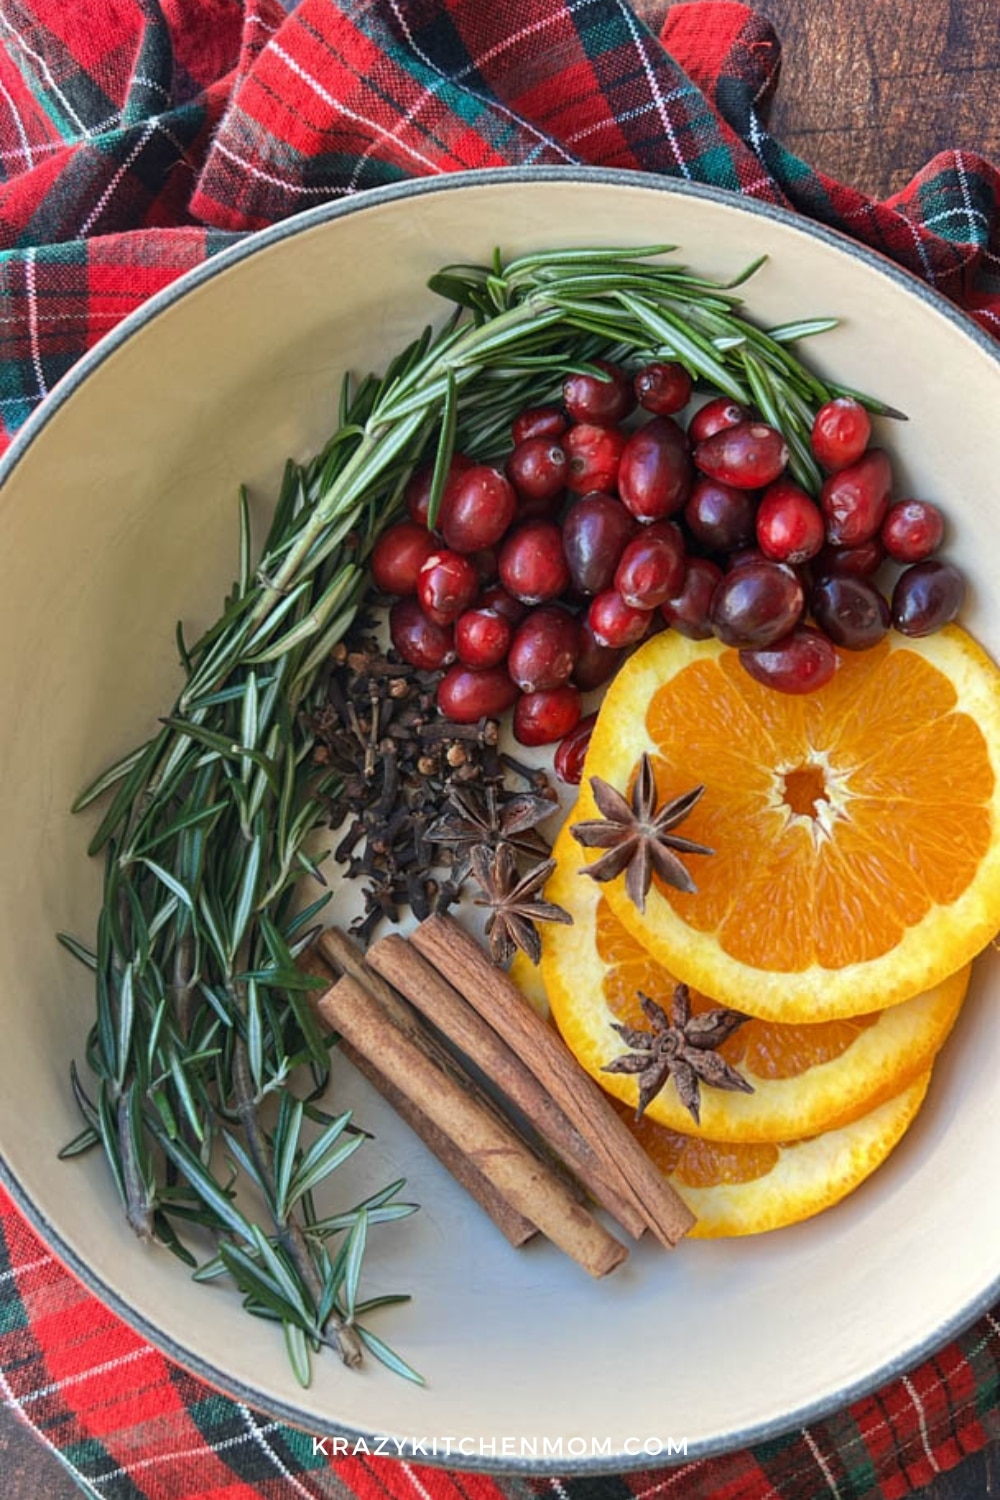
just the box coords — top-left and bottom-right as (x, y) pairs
(4, 2), (1000, 1497)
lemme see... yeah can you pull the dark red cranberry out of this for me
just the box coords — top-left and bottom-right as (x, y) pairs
(554, 713), (598, 785)
(633, 361), (692, 416)
(614, 531), (687, 610)
(440, 465), (517, 553)
(478, 582), (529, 626)
(891, 561), (966, 636)
(416, 550), (480, 625)
(471, 547), (498, 582)
(811, 575), (890, 650)
(726, 546), (768, 571)
(512, 405), (567, 444)
(618, 416), (693, 521)
(562, 493), (636, 595)
(454, 607), (512, 669)
(371, 521), (438, 595)
(811, 397), (871, 473)
(684, 477), (757, 553)
(588, 590), (652, 649)
(563, 360), (634, 427)
(505, 437), (567, 506)
(709, 560), (805, 648)
(820, 449), (893, 547)
(437, 664), (519, 723)
(881, 500), (945, 563)
(498, 520), (570, 604)
(404, 453), (471, 528)
(564, 423), (627, 494)
(756, 479), (825, 565)
(815, 537), (885, 578)
(514, 685), (582, 747)
(688, 398), (749, 444)
(661, 556), (723, 639)
(694, 422), (789, 490)
(572, 627), (623, 692)
(507, 606), (582, 693)
(389, 597), (455, 670)
(739, 627), (838, 694)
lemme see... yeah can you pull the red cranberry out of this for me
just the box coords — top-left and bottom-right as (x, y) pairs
(661, 557), (723, 640)
(562, 493), (636, 595)
(564, 423), (627, 494)
(440, 465), (517, 553)
(505, 437), (567, 507)
(498, 520), (570, 604)
(815, 538), (885, 578)
(371, 521), (438, 595)
(891, 561), (966, 636)
(694, 421), (789, 490)
(727, 546), (768, 571)
(514, 685), (582, 747)
(684, 477), (757, 553)
(688, 398), (749, 444)
(512, 405), (567, 444)
(507, 606), (581, 693)
(811, 575), (890, 650)
(471, 546), (498, 582)
(633, 361), (692, 416)
(563, 360), (634, 427)
(614, 531), (686, 610)
(389, 598), (455, 670)
(881, 500), (945, 563)
(478, 583), (529, 627)
(709, 561), (805, 648)
(554, 712), (598, 785)
(820, 449), (892, 547)
(416, 550), (480, 625)
(404, 453), (471, 528)
(811, 397), (871, 472)
(588, 591), (652, 649)
(437, 664), (518, 723)
(454, 607), (512, 669)
(618, 417), (693, 521)
(756, 479), (825, 565)
(572, 622), (624, 691)
(739, 627), (838, 695)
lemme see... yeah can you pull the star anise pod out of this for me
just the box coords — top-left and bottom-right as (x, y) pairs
(603, 985), (753, 1123)
(469, 842), (572, 967)
(570, 752), (713, 912)
(427, 785), (555, 880)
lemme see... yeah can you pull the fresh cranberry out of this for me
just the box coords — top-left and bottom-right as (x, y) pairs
(471, 547), (498, 582)
(633, 360), (692, 416)
(404, 453), (471, 528)
(815, 538), (885, 578)
(709, 561), (805, 648)
(514, 685), (582, 747)
(881, 500), (945, 563)
(618, 417), (693, 521)
(478, 582), (529, 626)
(572, 622), (623, 691)
(891, 561), (966, 636)
(694, 422), (789, 490)
(437, 664), (519, 723)
(507, 606), (581, 693)
(416, 550), (480, 625)
(726, 546), (769, 571)
(505, 437), (567, 507)
(811, 397), (871, 472)
(440, 465), (517, 553)
(614, 531), (686, 610)
(739, 627), (838, 695)
(811, 575), (890, 650)
(563, 360), (634, 427)
(561, 493), (636, 595)
(554, 712), (598, 785)
(661, 557), (723, 640)
(688, 398), (749, 444)
(512, 405), (567, 444)
(588, 591), (652, 649)
(389, 598), (455, 670)
(498, 520), (570, 604)
(756, 479), (825, 565)
(454, 607), (512, 669)
(564, 423), (627, 494)
(370, 521), (438, 595)
(820, 449), (892, 547)
(684, 477), (757, 553)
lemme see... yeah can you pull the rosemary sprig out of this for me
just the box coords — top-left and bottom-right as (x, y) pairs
(62, 244), (890, 1385)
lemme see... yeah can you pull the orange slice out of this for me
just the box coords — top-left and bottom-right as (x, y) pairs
(579, 627), (1000, 1021)
(628, 1072), (930, 1237)
(539, 820), (968, 1141)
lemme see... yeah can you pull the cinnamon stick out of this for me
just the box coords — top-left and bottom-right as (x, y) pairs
(366, 932), (647, 1240)
(411, 914), (697, 1248)
(316, 973), (628, 1277)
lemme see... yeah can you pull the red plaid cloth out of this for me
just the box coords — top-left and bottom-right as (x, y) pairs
(2, 2), (1000, 1496)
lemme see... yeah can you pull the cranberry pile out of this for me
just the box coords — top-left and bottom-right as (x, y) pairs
(371, 359), (965, 778)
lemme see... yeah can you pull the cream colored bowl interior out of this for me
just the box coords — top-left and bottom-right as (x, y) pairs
(1, 173), (998, 1466)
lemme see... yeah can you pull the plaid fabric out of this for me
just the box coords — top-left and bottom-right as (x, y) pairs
(2, 0), (1000, 1495)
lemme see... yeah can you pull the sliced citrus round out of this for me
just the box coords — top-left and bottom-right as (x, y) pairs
(627, 1071), (930, 1237)
(578, 626), (1000, 1021)
(539, 819), (968, 1140)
